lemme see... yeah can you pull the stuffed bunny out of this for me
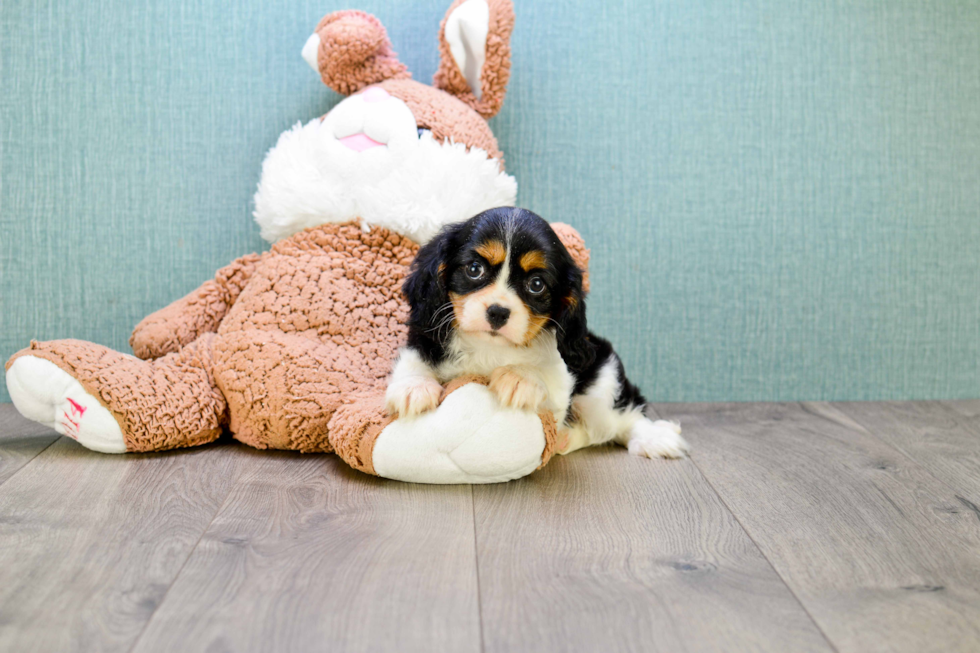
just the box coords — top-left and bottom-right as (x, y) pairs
(5, 0), (591, 483)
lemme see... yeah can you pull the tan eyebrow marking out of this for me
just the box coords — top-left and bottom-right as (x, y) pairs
(475, 240), (506, 265)
(520, 250), (547, 271)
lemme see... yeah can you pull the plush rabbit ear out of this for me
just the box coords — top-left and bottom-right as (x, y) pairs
(304, 10), (411, 96)
(433, 0), (514, 119)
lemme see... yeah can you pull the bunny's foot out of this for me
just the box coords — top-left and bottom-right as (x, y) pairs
(6, 355), (126, 453)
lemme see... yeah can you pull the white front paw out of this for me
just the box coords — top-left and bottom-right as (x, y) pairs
(628, 419), (690, 459)
(385, 376), (443, 418)
(489, 366), (547, 412)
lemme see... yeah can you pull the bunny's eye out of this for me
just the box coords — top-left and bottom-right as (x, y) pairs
(417, 128), (431, 139)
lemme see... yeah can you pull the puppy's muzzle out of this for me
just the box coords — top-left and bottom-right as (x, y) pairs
(486, 304), (511, 330)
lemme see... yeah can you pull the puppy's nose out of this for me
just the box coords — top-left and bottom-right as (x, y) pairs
(486, 304), (511, 330)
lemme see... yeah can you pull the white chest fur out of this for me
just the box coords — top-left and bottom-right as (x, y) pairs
(437, 331), (574, 423)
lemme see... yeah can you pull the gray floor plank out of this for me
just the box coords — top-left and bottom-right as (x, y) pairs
(940, 398), (980, 420)
(0, 403), (60, 486)
(654, 401), (980, 653)
(131, 453), (482, 653)
(473, 443), (833, 653)
(834, 401), (980, 504)
(0, 436), (248, 653)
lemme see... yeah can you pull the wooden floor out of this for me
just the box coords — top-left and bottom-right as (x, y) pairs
(1, 400), (979, 652)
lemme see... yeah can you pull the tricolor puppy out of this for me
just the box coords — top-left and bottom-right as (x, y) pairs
(386, 207), (690, 459)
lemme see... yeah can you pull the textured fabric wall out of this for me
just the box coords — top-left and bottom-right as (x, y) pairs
(2, 0), (979, 403)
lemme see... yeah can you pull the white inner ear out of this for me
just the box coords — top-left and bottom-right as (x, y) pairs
(445, 0), (489, 100)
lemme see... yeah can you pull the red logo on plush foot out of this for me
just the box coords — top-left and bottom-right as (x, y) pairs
(66, 397), (87, 417)
(61, 412), (80, 439)
(61, 398), (86, 440)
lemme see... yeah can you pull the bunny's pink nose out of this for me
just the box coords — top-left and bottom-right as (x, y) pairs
(361, 87), (389, 103)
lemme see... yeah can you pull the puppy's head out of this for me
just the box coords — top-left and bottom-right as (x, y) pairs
(404, 208), (592, 365)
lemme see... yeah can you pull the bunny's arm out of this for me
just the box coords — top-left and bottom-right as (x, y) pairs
(129, 253), (265, 360)
(551, 223), (591, 293)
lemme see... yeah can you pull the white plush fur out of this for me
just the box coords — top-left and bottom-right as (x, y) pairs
(445, 0), (489, 99)
(253, 91), (517, 245)
(374, 383), (546, 484)
(301, 33), (320, 72)
(6, 356), (127, 454)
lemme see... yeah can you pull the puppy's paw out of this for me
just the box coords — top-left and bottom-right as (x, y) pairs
(489, 366), (547, 412)
(627, 419), (690, 459)
(385, 376), (443, 418)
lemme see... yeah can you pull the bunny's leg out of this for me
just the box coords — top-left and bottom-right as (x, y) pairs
(212, 330), (358, 453)
(5, 334), (226, 452)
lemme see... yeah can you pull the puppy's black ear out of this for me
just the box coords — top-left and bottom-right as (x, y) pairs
(556, 261), (595, 374)
(403, 225), (458, 337)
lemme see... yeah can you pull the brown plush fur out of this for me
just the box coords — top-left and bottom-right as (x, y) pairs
(380, 78), (505, 164)
(313, 10), (410, 95)
(130, 253), (263, 360)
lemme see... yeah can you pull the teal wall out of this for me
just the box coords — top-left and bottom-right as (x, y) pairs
(2, 0), (979, 403)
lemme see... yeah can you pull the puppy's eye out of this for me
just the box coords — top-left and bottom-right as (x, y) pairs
(465, 261), (486, 280)
(526, 276), (546, 295)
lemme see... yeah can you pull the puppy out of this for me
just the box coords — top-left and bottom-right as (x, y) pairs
(385, 207), (689, 459)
